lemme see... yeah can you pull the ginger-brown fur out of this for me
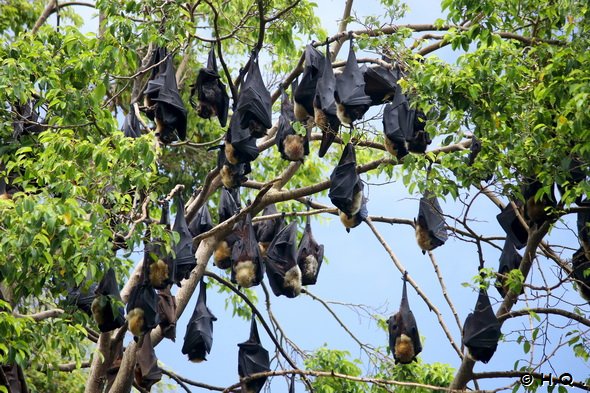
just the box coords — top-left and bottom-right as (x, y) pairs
(283, 265), (302, 296)
(91, 297), (105, 325)
(303, 254), (318, 278)
(0, 193), (10, 200)
(294, 102), (310, 122)
(235, 260), (256, 288)
(394, 334), (415, 364)
(258, 242), (269, 257)
(189, 358), (205, 364)
(339, 210), (362, 231)
(336, 103), (353, 125)
(224, 141), (238, 165)
(283, 134), (305, 162)
(127, 307), (145, 337)
(415, 223), (432, 254)
(384, 136), (398, 157)
(220, 164), (237, 189)
(214, 240), (231, 268)
(313, 106), (328, 131)
(350, 190), (363, 217)
(149, 259), (169, 289)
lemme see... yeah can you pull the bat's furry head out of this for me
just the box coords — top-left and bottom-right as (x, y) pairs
(283, 134), (306, 162)
(394, 333), (415, 364)
(224, 141), (238, 165)
(127, 307), (145, 337)
(258, 242), (270, 257)
(91, 296), (106, 325)
(214, 240), (231, 269)
(302, 254), (318, 278)
(248, 119), (267, 138)
(294, 101), (310, 122)
(414, 221), (432, 254)
(148, 259), (169, 289)
(339, 210), (362, 231)
(283, 265), (302, 297)
(235, 260), (257, 288)
(313, 105), (328, 131)
(220, 164), (239, 189)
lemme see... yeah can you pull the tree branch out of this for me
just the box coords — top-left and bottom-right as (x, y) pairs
(499, 307), (590, 328)
(14, 308), (64, 321)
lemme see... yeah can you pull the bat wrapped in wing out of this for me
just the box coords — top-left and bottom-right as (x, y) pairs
(313, 42), (341, 157)
(361, 63), (398, 106)
(522, 179), (556, 226)
(188, 203), (214, 238)
(276, 87), (309, 162)
(577, 208), (590, 257)
(157, 286), (177, 341)
(121, 107), (142, 138)
(572, 247), (590, 302)
(265, 221), (302, 298)
(182, 280), (217, 362)
(462, 288), (501, 363)
(253, 204), (284, 257)
(297, 212), (324, 285)
(415, 191), (448, 254)
(237, 318), (271, 393)
(67, 282), (97, 316)
(172, 195), (196, 283)
(215, 188), (241, 269)
(382, 92), (409, 159)
(126, 281), (159, 338)
(190, 47), (229, 127)
(91, 268), (125, 333)
(134, 333), (162, 390)
(294, 44), (325, 121)
(231, 213), (264, 288)
(495, 239), (522, 298)
(146, 203), (175, 290)
(235, 53), (272, 138)
(388, 273), (422, 364)
(144, 49), (188, 143)
(496, 202), (527, 249)
(217, 144), (251, 189)
(334, 39), (371, 125)
(225, 115), (260, 165)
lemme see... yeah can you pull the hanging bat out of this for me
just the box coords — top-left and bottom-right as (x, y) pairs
(253, 204), (284, 257)
(67, 282), (97, 316)
(190, 47), (229, 127)
(462, 288), (502, 363)
(382, 96), (409, 159)
(495, 239), (521, 298)
(157, 286), (177, 341)
(91, 268), (125, 333)
(557, 157), (586, 205)
(572, 247), (590, 302)
(467, 134), (482, 166)
(143, 49), (188, 144)
(276, 87), (309, 162)
(172, 195), (196, 283)
(182, 280), (217, 362)
(231, 213), (264, 288)
(415, 191), (448, 254)
(297, 211), (324, 285)
(215, 188), (241, 269)
(238, 318), (270, 393)
(496, 202), (528, 249)
(12, 99), (44, 139)
(522, 179), (556, 226)
(188, 203), (214, 238)
(126, 281), (159, 337)
(334, 39), (371, 125)
(214, 144), (251, 189)
(121, 108), (142, 138)
(236, 52), (272, 138)
(265, 221), (302, 298)
(143, 47), (166, 119)
(339, 196), (368, 233)
(329, 143), (365, 223)
(406, 109), (431, 154)
(146, 203), (175, 290)
(361, 63), (398, 106)
(388, 273), (422, 364)
(225, 116), (260, 164)
(294, 44), (325, 121)
(134, 333), (162, 390)
(314, 42), (341, 157)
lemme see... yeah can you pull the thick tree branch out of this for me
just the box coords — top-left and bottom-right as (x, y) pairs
(499, 307), (590, 328)
(32, 0), (58, 34)
(14, 308), (64, 321)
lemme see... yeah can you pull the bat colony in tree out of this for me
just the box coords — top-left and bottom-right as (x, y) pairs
(51, 35), (590, 393)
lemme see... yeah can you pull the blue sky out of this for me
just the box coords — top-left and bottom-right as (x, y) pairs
(67, 0), (589, 391)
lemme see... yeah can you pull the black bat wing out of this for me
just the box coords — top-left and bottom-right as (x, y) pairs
(382, 102), (409, 158)
(467, 134), (482, 165)
(188, 204), (214, 237)
(173, 195), (195, 283)
(253, 204), (282, 244)
(294, 44), (325, 115)
(94, 268), (125, 332)
(418, 191), (448, 248)
(329, 143), (360, 214)
(219, 187), (240, 223)
(572, 248), (590, 301)
(362, 64), (398, 105)
(157, 287), (177, 341)
(67, 282), (97, 315)
(127, 282), (160, 333)
(334, 44), (371, 107)
(236, 56), (272, 130)
(495, 239), (521, 298)
(462, 288), (501, 363)
(150, 57), (188, 141)
(238, 318), (270, 393)
(265, 221), (300, 297)
(228, 116), (260, 163)
(135, 333), (162, 390)
(399, 278), (422, 356)
(315, 43), (338, 116)
(231, 213), (265, 285)
(496, 203), (528, 249)
(297, 215), (324, 285)
(182, 280), (217, 361)
(121, 109), (142, 138)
